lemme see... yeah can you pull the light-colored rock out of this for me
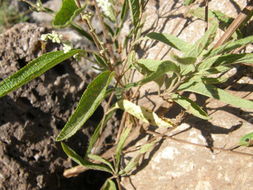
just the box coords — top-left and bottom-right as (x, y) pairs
(122, 0), (253, 189)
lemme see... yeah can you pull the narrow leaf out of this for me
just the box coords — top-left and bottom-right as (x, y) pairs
(56, 71), (114, 141)
(119, 141), (157, 175)
(86, 108), (116, 155)
(116, 100), (175, 128)
(186, 23), (217, 57)
(179, 81), (253, 109)
(147, 32), (192, 53)
(171, 94), (209, 120)
(205, 35), (253, 58)
(53, 0), (84, 28)
(138, 60), (179, 85)
(184, 0), (195, 5)
(115, 125), (132, 169)
(61, 143), (112, 173)
(88, 154), (114, 172)
(101, 179), (117, 190)
(212, 53), (253, 66)
(128, 0), (140, 27)
(0, 50), (81, 98)
(71, 23), (93, 42)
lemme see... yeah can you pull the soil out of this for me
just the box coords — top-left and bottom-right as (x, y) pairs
(0, 23), (113, 190)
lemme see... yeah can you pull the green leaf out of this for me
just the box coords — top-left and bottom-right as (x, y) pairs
(239, 132), (253, 147)
(115, 125), (132, 170)
(119, 141), (157, 175)
(138, 60), (179, 85)
(61, 142), (112, 173)
(179, 81), (253, 109)
(88, 154), (114, 172)
(93, 53), (108, 69)
(120, 0), (129, 22)
(171, 94), (209, 120)
(0, 50), (81, 98)
(147, 32), (192, 53)
(53, 0), (84, 28)
(116, 100), (175, 128)
(186, 23), (218, 57)
(101, 179), (117, 190)
(86, 108), (116, 155)
(212, 53), (253, 66)
(128, 0), (140, 27)
(70, 23), (93, 42)
(184, 0), (195, 5)
(137, 59), (165, 73)
(56, 71), (114, 141)
(205, 35), (253, 58)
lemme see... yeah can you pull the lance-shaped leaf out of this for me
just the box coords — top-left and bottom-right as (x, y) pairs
(171, 94), (209, 120)
(128, 0), (140, 27)
(119, 140), (157, 175)
(138, 60), (179, 85)
(70, 23), (93, 42)
(116, 100), (175, 128)
(179, 81), (253, 109)
(53, 0), (84, 28)
(101, 179), (117, 190)
(0, 50), (81, 98)
(186, 23), (218, 57)
(87, 154), (114, 172)
(205, 35), (253, 58)
(61, 143), (112, 173)
(212, 53), (253, 66)
(184, 0), (195, 5)
(136, 59), (165, 73)
(147, 32), (192, 53)
(86, 108), (116, 155)
(56, 71), (114, 141)
(115, 124), (132, 170)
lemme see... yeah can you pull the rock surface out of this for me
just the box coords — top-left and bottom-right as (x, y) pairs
(122, 0), (253, 189)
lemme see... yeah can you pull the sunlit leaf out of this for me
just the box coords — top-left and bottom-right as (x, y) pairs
(212, 53), (253, 66)
(56, 71), (114, 141)
(53, 0), (84, 28)
(138, 60), (179, 85)
(0, 50), (81, 98)
(184, 0), (195, 5)
(128, 0), (140, 27)
(116, 100), (175, 128)
(101, 179), (117, 190)
(179, 81), (253, 109)
(239, 132), (253, 147)
(171, 94), (209, 120)
(205, 35), (253, 58)
(147, 32), (192, 53)
(86, 108), (116, 155)
(115, 124), (132, 169)
(186, 23), (217, 57)
(119, 141), (157, 175)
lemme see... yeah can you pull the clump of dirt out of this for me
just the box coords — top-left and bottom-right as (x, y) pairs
(0, 23), (114, 190)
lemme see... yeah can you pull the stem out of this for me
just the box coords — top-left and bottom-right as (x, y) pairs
(213, 0), (253, 48)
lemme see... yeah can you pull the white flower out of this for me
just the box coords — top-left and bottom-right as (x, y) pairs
(40, 31), (62, 44)
(40, 31), (73, 53)
(63, 42), (73, 53)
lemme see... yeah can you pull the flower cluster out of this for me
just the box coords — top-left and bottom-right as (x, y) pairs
(41, 31), (73, 53)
